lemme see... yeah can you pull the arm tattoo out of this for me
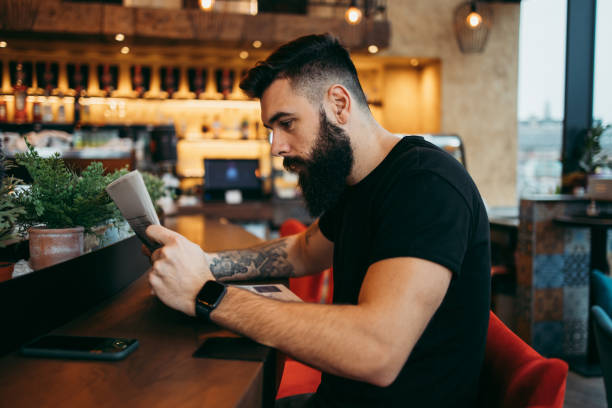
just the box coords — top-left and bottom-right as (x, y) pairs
(210, 240), (295, 281)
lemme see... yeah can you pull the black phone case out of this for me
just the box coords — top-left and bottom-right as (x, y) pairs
(20, 337), (139, 361)
(193, 337), (270, 361)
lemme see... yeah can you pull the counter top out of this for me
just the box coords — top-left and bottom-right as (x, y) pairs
(166, 199), (314, 227)
(520, 194), (590, 202)
(554, 214), (612, 228)
(0, 215), (278, 408)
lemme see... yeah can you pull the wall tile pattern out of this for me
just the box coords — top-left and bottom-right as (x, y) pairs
(533, 321), (564, 356)
(516, 199), (593, 358)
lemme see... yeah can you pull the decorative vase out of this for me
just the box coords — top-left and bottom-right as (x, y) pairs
(0, 262), (14, 282)
(561, 171), (589, 195)
(28, 226), (84, 270)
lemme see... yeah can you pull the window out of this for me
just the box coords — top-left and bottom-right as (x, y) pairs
(593, 1), (612, 162)
(594, 0), (612, 125)
(516, 0), (567, 196)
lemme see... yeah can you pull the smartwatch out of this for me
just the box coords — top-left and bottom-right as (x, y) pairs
(195, 280), (227, 322)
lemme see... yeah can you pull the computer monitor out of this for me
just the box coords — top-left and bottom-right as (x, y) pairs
(203, 159), (262, 201)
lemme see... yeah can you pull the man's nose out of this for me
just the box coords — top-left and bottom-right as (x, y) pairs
(270, 131), (290, 157)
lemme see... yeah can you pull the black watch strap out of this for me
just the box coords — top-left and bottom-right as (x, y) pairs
(195, 280), (227, 322)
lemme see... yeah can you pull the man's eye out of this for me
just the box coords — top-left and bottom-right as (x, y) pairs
(280, 120), (294, 129)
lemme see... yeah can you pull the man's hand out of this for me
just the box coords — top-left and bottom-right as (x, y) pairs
(145, 225), (213, 317)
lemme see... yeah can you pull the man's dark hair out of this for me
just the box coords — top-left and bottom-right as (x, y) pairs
(240, 33), (369, 109)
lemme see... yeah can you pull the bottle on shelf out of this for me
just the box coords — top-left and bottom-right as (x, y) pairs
(130, 65), (151, 98)
(0, 101), (7, 123)
(40, 62), (57, 124)
(42, 99), (53, 123)
(219, 69), (233, 100)
(13, 63), (28, 123)
(162, 67), (178, 99)
(188, 68), (206, 99)
(74, 93), (81, 126)
(99, 64), (117, 98)
(211, 115), (222, 139)
(81, 101), (90, 123)
(240, 117), (249, 140)
(39, 62), (58, 96)
(57, 92), (66, 123)
(69, 63), (87, 126)
(201, 114), (210, 138)
(194, 68), (205, 98)
(255, 121), (265, 140)
(32, 101), (42, 123)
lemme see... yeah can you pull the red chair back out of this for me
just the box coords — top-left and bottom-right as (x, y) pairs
(480, 312), (568, 408)
(279, 218), (307, 237)
(277, 219), (330, 400)
(279, 219), (333, 304)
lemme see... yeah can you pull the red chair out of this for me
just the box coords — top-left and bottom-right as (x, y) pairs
(278, 310), (569, 405)
(276, 359), (322, 400)
(279, 219), (333, 304)
(277, 219), (330, 399)
(491, 265), (509, 276)
(479, 311), (568, 408)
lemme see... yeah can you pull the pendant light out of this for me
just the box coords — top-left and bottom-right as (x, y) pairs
(345, 0), (363, 25)
(199, 0), (214, 12)
(453, 1), (493, 53)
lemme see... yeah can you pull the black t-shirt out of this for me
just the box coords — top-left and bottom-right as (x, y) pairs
(316, 136), (491, 407)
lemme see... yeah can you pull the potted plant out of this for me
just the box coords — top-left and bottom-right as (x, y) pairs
(0, 154), (24, 281)
(92, 170), (168, 250)
(577, 123), (611, 174)
(14, 140), (125, 270)
(562, 123), (612, 193)
(141, 171), (169, 222)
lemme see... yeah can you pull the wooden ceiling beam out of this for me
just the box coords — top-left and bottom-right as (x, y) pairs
(0, 0), (390, 51)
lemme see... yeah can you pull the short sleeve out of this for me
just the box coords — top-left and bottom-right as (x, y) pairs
(369, 171), (472, 276)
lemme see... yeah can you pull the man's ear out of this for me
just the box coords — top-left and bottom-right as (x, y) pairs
(326, 84), (351, 125)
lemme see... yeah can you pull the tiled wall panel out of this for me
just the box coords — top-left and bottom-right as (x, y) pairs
(516, 198), (591, 357)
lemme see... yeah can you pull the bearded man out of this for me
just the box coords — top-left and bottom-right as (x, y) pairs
(145, 34), (491, 408)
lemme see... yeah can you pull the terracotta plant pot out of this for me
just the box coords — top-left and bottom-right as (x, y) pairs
(0, 262), (14, 282)
(29, 226), (84, 270)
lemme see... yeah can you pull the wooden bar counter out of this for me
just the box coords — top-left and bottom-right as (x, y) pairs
(0, 215), (278, 408)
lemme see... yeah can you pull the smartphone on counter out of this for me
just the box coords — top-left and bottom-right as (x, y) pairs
(20, 335), (139, 361)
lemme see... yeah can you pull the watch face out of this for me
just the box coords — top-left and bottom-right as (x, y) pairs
(197, 281), (225, 307)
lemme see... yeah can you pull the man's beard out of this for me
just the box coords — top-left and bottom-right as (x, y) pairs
(283, 109), (354, 217)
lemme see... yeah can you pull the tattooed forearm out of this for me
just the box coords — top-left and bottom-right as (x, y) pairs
(209, 240), (295, 281)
